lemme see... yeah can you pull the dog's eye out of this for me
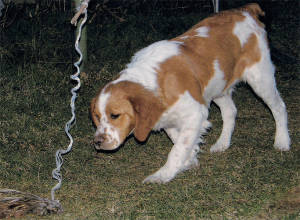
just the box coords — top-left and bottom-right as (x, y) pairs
(110, 114), (120, 120)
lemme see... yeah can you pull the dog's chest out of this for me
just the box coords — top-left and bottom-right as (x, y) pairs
(153, 91), (203, 131)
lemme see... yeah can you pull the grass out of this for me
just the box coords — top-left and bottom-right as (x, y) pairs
(0, 1), (299, 219)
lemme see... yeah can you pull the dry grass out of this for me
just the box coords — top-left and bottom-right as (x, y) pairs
(0, 1), (299, 219)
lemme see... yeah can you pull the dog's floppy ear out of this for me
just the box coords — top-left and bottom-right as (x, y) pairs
(129, 92), (164, 142)
(90, 97), (100, 127)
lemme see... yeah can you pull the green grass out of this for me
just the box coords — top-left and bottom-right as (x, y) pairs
(0, 1), (299, 219)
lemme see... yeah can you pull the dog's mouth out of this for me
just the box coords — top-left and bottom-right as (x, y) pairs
(94, 136), (119, 151)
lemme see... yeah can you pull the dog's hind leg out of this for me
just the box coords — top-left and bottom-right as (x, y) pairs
(210, 94), (237, 152)
(243, 60), (290, 151)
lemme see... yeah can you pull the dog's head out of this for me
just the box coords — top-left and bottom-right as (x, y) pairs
(90, 81), (165, 151)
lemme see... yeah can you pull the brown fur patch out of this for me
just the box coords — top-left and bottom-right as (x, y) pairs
(156, 3), (265, 105)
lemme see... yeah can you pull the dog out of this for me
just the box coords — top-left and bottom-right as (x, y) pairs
(90, 3), (290, 183)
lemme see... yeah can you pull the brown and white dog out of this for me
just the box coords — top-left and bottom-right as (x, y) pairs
(90, 3), (290, 183)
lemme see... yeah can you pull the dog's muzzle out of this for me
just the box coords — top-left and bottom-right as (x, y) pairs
(94, 134), (118, 150)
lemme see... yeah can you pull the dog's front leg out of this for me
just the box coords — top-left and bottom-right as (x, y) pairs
(143, 118), (204, 184)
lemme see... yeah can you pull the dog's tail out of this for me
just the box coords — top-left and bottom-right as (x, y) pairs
(239, 3), (265, 18)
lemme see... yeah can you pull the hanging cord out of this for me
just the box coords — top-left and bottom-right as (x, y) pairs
(51, 0), (90, 202)
(212, 0), (219, 13)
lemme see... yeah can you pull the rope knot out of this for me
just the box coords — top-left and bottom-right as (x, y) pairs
(71, 0), (90, 26)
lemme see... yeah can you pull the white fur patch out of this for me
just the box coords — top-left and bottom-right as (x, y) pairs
(195, 26), (209, 38)
(154, 91), (208, 137)
(96, 92), (120, 145)
(242, 58), (290, 151)
(180, 36), (189, 40)
(112, 40), (183, 91)
(233, 12), (266, 48)
(203, 59), (226, 104)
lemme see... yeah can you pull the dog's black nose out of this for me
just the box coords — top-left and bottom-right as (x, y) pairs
(94, 135), (105, 146)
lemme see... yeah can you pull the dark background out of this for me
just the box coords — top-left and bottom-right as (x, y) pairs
(0, 0), (299, 73)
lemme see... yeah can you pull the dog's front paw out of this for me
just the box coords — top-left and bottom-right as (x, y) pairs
(143, 168), (174, 184)
(274, 136), (290, 151)
(210, 141), (230, 153)
(183, 155), (199, 170)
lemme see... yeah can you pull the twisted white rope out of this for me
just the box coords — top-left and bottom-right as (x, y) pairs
(51, 0), (89, 202)
(212, 0), (219, 13)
